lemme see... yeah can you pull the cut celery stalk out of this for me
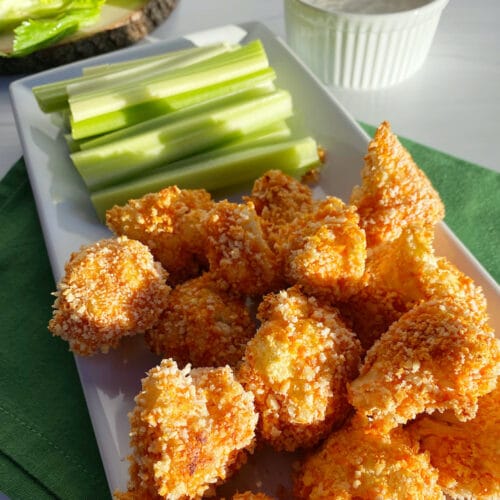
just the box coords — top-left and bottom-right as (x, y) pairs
(72, 90), (293, 191)
(32, 44), (234, 114)
(78, 82), (276, 149)
(81, 44), (230, 76)
(64, 133), (81, 153)
(161, 120), (292, 159)
(78, 120), (289, 162)
(68, 40), (269, 122)
(72, 67), (276, 141)
(66, 44), (236, 98)
(90, 137), (320, 219)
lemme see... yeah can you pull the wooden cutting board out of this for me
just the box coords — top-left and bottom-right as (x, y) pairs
(0, 0), (177, 75)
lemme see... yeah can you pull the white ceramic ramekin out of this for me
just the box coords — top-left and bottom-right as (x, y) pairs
(284, 0), (449, 89)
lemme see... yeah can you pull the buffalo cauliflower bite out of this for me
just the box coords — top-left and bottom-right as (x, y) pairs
(205, 200), (283, 297)
(145, 273), (256, 368)
(407, 385), (500, 500)
(116, 359), (258, 499)
(339, 225), (489, 349)
(278, 196), (367, 301)
(48, 236), (171, 355)
(337, 287), (409, 351)
(294, 416), (444, 500)
(348, 297), (500, 433)
(246, 169), (314, 226)
(350, 121), (444, 248)
(244, 169), (315, 251)
(365, 225), (488, 311)
(106, 186), (214, 285)
(237, 286), (362, 452)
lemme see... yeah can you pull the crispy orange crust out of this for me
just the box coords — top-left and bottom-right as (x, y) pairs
(365, 225), (488, 311)
(337, 287), (409, 351)
(244, 169), (315, 251)
(144, 273), (256, 368)
(294, 417), (444, 500)
(279, 196), (367, 301)
(48, 236), (171, 355)
(106, 186), (214, 285)
(117, 360), (258, 499)
(50, 121), (498, 497)
(407, 386), (500, 499)
(237, 286), (362, 451)
(348, 297), (500, 433)
(350, 121), (444, 248)
(339, 224), (488, 349)
(205, 200), (283, 297)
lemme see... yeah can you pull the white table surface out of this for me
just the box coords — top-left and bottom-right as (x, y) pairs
(1, 0), (499, 179)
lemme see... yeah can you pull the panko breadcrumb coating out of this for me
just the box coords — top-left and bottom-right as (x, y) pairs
(145, 273), (256, 368)
(117, 359), (258, 499)
(238, 286), (362, 451)
(339, 225), (489, 349)
(244, 169), (315, 251)
(337, 287), (409, 351)
(350, 121), (444, 248)
(294, 416), (444, 500)
(205, 200), (283, 297)
(365, 225), (488, 311)
(278, 197), (367, 301)
(348, 297), (500, 433)
(106, 186), (214, 285)
(48, 236), (171, 356)
(407, 385), (500, 500)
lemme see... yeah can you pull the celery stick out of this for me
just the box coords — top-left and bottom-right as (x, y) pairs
(79, 120), (289, 164)
(72, 67), (276, 141)
(68, 40), (268, 122)
(32, 44), (233, 113)
(66, 44), (235, 98)
(90, 137), (320, 219)
(64, 133), (81, 153)
(163, 70), (275, 111)
(81, 44), (232, 76)
(72, 90), (293, 190)
(78, 81), (276, 149)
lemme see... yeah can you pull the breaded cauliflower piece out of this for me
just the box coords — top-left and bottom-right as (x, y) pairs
(48, 236), (171, 355)
(145, 273), (256, 368)
(237, 286), (362, 451)
(244, 169), (315, 250)
(117, 359), (258, 499)
(350, 121), (444, 248)
(348, 297), (500, 433)
(294, 416), (444, 500)
(365, 225), (488, 310)
(407, 385), (500, 500)
(339, 225), (489, 349)
(337, 287), (409, 351)
(205, 200), (283, 297)
(106, 186), (214, 285)
(278, 197), (367, 301)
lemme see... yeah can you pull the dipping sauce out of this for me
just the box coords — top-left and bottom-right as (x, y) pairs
(301, 0), (433, 14)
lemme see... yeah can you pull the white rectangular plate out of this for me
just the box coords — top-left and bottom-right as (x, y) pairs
(10, 21), (499, 497)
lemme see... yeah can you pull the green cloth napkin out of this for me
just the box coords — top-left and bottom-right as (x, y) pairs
(0, 129), (498, 499)
(0, 160), (109, 499)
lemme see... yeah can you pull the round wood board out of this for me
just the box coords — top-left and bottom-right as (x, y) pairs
(0, 0), (178, 75)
